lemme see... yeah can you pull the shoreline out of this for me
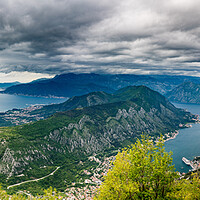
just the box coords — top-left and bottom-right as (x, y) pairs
(164, 130), (179, 142)
(164, 114), (200, 143)
(0, 92), (67, 99)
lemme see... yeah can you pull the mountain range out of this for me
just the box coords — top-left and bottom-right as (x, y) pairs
(0, 82), (20, 90)
(166, 82), (200, 104)
(3, 73), (200, 98)
(0, 86), (196, 193)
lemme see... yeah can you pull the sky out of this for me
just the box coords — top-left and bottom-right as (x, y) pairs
(1, 0), (200, 82)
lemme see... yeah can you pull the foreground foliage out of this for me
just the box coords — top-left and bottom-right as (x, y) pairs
(0, 187), (61, 199)
(95, 136), (200, 200)
(2, 136), (200, 199)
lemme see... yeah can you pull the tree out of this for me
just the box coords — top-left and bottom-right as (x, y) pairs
(0, 185), (9, 200)
(172, 172), (200, 200)
(0, 186), (59, 200)
(37, 187), (59, 200)
(94, 135), (178, 200)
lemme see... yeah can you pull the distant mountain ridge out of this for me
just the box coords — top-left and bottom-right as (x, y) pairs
(0, 86), (196, 192)
(0, 82), (20, 90)
(3, 73), (200, 97)
(3, 78), (114, 97)
(166, 82), (200, 104)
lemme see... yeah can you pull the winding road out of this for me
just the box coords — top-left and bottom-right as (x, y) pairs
(7, 166), (60, 189)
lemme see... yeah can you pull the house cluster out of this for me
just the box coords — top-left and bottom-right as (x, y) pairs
(65, 155), (115, 200)
(1, 105), (43, 125)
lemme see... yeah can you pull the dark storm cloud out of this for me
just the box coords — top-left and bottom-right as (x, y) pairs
(0, 0), (114, 53)
(1, 0), (200, 76)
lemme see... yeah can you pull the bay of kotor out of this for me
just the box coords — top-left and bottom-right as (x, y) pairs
(0, 93), (66, 112)
(165, 103), (200, 172)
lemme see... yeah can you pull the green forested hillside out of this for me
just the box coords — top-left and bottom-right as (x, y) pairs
(0, 86), (196, 194)
(1, 136), (200, 199)
(30, 91), (113, 118)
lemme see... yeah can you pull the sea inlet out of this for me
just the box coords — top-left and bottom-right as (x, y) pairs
(165, 103), (200, 173)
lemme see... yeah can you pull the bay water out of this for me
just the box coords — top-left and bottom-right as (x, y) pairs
(165, 103), (200, 172)
(0, 93), (66, 112)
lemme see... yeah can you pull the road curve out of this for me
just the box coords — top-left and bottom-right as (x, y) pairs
(7, 166), (60, 189)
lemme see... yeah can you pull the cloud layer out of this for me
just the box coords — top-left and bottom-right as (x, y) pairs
(1, 0), (200, 77)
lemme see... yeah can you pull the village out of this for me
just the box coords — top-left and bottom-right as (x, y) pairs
(0, 105), (44, 125)
(65, 155), (115, 200)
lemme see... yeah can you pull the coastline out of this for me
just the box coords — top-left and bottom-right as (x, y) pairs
(164, 123), (196, 143)
(164, 130), (180, 142)
(164, 114), (200, 143)
(0, 92), (67, 99)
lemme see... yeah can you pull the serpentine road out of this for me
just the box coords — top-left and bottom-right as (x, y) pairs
(7, 166), (60, 189)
